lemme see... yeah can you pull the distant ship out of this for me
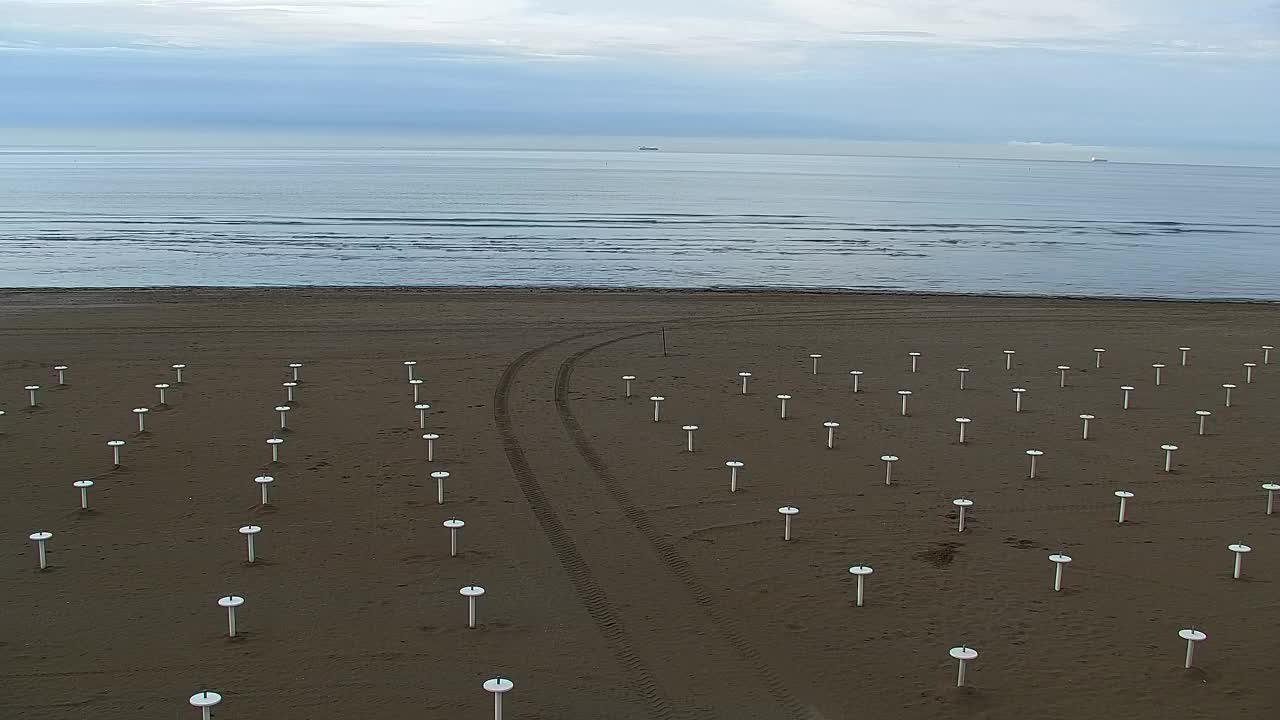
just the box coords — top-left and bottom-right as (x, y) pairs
(637, 146), (660, 151)
(1090, 157), (1108, 162)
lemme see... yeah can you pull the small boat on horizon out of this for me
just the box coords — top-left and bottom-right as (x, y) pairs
(637, 146), (660, 151)
(1090, 157), (1108, 162)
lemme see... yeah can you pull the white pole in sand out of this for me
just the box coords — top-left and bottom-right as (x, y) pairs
(953, 498), (973, 532)
(1003, 349), (1016, 370)
(404, 360), (417, 381)
(423, 433), (440, 462)
(1026, 449), (1044, 479)
(777, 394), (791, 420)
(622, 375), (636, 398)
(410, 378), (424, 402)
(1121, 385), (1134, 410)
(1057, 366), (1070, 388)
(155, 383), (170, 406)
(1012, 388), (1026, 412)
(1161, 444), (1179, 472)
(1228, 544), (1252, 579)
(29, 531), (52, 570)
(1263, 345), (1273, 365)
(849, 370), (864, 393)
(460, 585), (485, 628)
(726, 461), (744, 492)
(957, 368), (970, 389)
(1222, 384), (1236, 407)
(956, 418), (971, 444)
(1179, 629), (1207, 669)
(172, 364), (187, 383)
(950, 646), (978, 687)
(217, 595), (245, 638)
(738, 372), (752, 395)
(1079, 414), (1094, 440)
(255, 475), (273, 505)
(1153, 364), (1166, 386)
(484, 678), (514, 720)
(778, 506), (799, 540)
(108, 440), (125, 467)
(898, 390), (912, 416)
(1115, 491), (1134, 523)
(283, 381), (298, 403)
(444, 518), (465, 557)
(432, 471), (450, 505)
(1264, 483), (1280, 515)
(682, 425), (699, 452)
(1179, 347), (1191, 367)
(73, 480), (93, 509)
(1244, 363), (1257, 384)
(55, 365), (68, 385)
(267, 437), (284, 463)
(189, 691), (222, 720)
(1049, 553), (1072, 591)
(881, 455), (899, 485)
(25, 385), (40, 407)
(275, 405), (291, 430)
(238, 525), (261, 563)
(810, 354), (822, 375)
(289, 362), (303, 382)
(133, 407), (150, 433)
(823, 421), (840, 449)
(1194, 410), (1211, 435)
(415, 403), (432, 429)
(1094, 348), (1106, 368)
(651, 396), (665, 422)
(908, 352), (921, 373)
(848, 565), (873, 607)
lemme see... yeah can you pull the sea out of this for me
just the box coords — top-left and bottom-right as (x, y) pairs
(2, 132), (1278, 299)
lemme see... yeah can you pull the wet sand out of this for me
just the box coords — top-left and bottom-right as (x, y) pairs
(2, 288), (1278, 720)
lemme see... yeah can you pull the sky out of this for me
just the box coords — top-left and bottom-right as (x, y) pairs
(2, 1), (1279, 151)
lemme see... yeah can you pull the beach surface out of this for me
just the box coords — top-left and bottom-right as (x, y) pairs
(2, 288), (1278, 719)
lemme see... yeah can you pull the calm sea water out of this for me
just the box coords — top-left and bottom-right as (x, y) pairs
(2, 142), (1278, 298)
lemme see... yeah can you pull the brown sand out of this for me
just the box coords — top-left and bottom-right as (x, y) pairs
(2, 289), (1278, 720)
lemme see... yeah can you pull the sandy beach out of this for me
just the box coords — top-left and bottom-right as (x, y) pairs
(2, 288), (1278, 720)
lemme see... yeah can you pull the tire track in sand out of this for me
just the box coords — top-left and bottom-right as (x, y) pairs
(493, 330), (679, 720)
(554, 329), (818, 720)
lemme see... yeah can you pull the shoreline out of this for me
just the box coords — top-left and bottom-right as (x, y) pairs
(1, 285), (1276, 305)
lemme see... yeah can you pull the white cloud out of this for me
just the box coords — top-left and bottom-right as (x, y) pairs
(3, 0), (1277, 58)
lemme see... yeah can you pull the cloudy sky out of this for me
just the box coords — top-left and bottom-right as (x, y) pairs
(2, 1), (1278, 148)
